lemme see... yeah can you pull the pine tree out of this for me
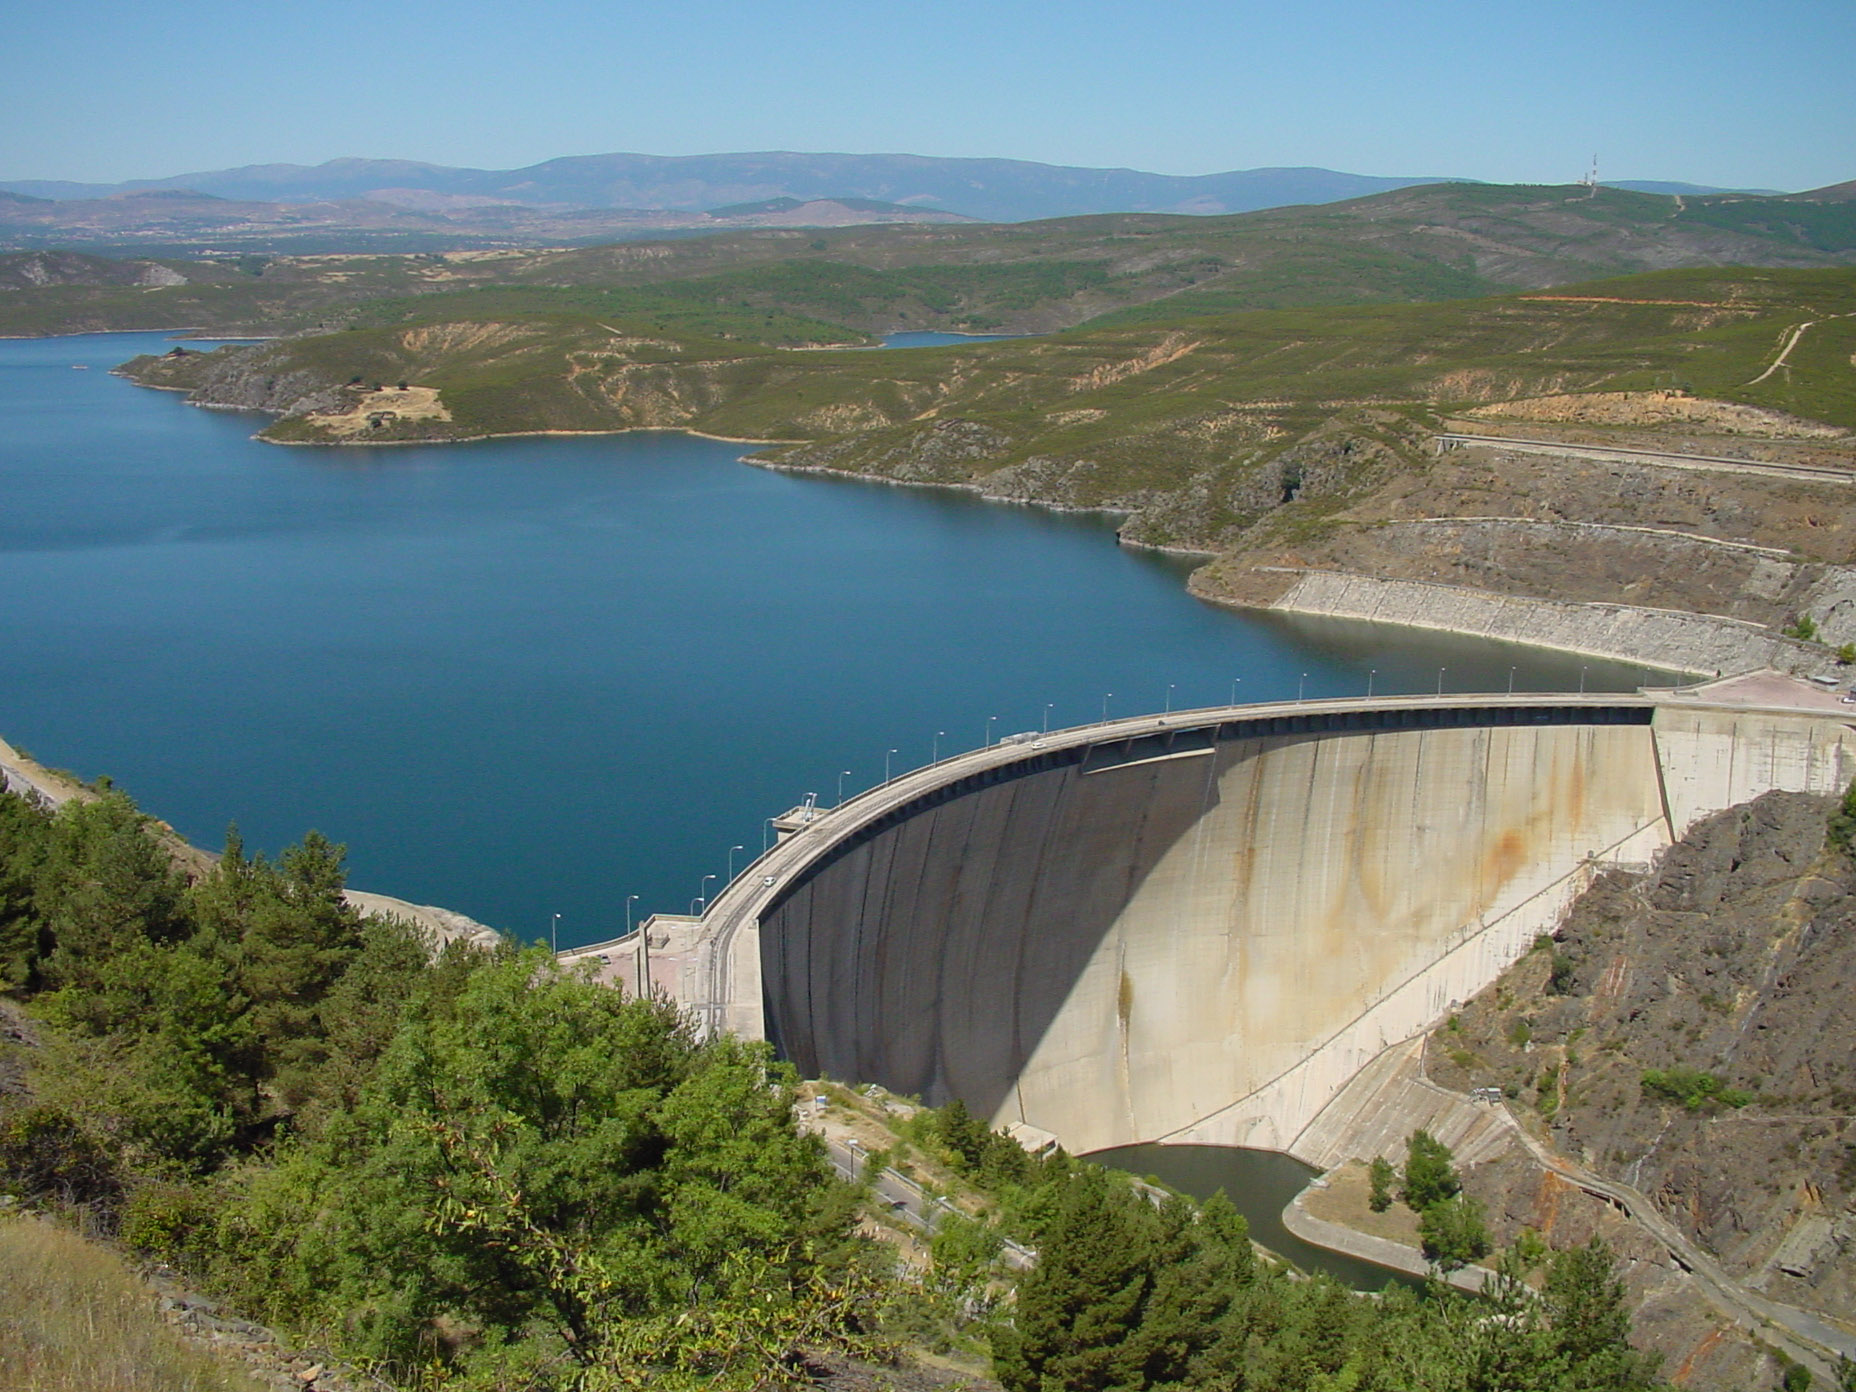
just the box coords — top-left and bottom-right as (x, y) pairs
(1542, 1238), (1662, 1391)
(993, 1166), (1155, 1392)
(1401, 1129), (1461, 1211)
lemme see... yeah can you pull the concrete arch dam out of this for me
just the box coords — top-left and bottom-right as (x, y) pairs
(584, 688), (1856, 1159)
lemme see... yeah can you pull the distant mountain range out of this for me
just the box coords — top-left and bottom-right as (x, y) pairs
(2, 152), (1800, 226)
(0, 152), (1834, 259)
(2, 152), (1479, 223)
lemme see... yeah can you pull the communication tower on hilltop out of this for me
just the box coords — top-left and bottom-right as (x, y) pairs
(1581, 154), (1600, 195)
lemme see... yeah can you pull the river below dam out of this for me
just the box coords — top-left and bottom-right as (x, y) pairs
(1090, 1144), (1417, 1290)
(0, 331), (1666, 944)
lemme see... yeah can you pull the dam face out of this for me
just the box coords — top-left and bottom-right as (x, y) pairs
(748, 695), (1856, 1157)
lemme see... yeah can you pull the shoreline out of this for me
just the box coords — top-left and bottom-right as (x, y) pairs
(259, 424), (809, 450)
(1201, 567), (1842, 682)
(1279, 1181), (1491, 1293)
(2, 326), (280, 342)
(112, 345), (1833, 682)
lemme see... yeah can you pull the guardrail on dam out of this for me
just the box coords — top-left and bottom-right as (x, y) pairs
(565, 682), (1856, 1160)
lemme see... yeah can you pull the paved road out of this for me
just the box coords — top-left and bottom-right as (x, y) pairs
(1436, 433), (1855, 485)
(804, 1124), (1036, 1270)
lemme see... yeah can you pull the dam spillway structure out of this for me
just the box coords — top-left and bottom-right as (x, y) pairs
(567, 679), (1856, 1161)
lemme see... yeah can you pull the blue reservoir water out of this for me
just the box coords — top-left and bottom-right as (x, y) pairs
(873, 331), (1020, 349)
(0, 333), (1665, 944)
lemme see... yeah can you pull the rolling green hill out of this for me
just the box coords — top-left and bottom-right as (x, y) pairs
(9, 182), (1856, 342)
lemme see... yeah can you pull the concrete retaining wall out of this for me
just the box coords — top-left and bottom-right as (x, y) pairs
(1270, 571), (1832, 680)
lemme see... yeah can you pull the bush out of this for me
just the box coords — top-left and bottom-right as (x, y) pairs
(1640, 1067), (1754, 1111)
(1829, 777), (1856, 856)
(118, 1180), (219, 1268)
(0, 1101), (120, 1212)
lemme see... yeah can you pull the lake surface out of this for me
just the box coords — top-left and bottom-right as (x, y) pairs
(0, 332), (1665, 945)
(874, 331), (1020, 349)
(1090, 1144), (1415, 1290)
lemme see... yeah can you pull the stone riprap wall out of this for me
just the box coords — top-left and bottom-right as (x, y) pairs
(1268, 571), (1835, 680)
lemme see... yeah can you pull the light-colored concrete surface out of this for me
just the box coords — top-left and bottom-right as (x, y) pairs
(605, 683), (1856, 1168)
(1288, 1037), (1515, 1172)
(1266, 569), (1840, 680)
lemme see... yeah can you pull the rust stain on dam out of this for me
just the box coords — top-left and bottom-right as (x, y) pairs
(576, 691), (1856, 1161)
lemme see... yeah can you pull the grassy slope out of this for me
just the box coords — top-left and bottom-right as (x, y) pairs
(0, 1216), (267, 1392)
(120, 266), (1854, 561)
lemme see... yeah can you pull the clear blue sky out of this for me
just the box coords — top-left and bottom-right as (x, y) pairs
(5, 0), (1851, 191)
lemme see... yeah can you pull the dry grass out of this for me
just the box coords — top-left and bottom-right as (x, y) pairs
(0, 1215), (267, 1392)
(1301, 1159), (1425, 1246)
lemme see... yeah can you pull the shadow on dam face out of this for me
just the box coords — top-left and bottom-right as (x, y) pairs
(760, 705), (1700, 1156)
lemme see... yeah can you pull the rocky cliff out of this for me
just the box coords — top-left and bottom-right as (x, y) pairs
(1428, 790), (1856, 1380)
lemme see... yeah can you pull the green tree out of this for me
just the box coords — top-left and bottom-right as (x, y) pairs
(225, 950), (855, 1383)
(992, 1166), (1155, 1392)
(1402, 1129), (1461, 1211)
(1418, 1194), (1490, 1272)
(1368, 1156), (1396, 1212)
(0, 786), (52, 988)
(286, 912), (436, 1133)
(1541, 1238), (1662, 1391)
(928, 1211), (1003, 1312)
(34, 792), (187, 991)
(190, 828), (368, 1110)
(993, 1171), (1254, 1392)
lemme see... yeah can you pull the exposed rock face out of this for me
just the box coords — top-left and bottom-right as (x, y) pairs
(0, 249), (186, 291)
(1429, 791), (1856, 1333)
(119, 343), (346, 419)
